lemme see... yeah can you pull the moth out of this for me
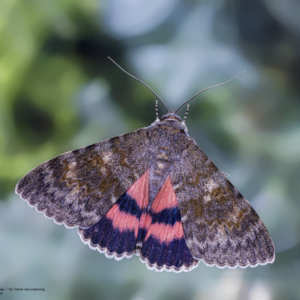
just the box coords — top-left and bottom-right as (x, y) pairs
(16, 57), (275, 272)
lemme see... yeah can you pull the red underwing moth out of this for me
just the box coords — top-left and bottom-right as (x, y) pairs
(15, 57), (275, 273)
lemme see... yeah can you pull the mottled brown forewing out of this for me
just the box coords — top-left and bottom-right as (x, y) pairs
(171, 138), (275, 268)
(16, 127), (157, 228)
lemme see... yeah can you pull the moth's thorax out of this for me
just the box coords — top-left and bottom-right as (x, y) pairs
(151, 111), (188, 133)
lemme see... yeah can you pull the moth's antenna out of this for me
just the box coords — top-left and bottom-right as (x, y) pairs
(155, 100), (159, 120)
(183, 104), (189, 122)
(107, 57), (168, 112)
(175, 71), (246, 114)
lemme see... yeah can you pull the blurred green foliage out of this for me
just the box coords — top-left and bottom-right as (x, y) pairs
(1, 0), (300, 300)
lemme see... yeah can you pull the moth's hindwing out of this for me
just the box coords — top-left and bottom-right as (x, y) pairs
(78, 170), (150, 260)
(171, 138), (275, 269)
(16, 128), (156, 228)
(139, 175), (199, 272)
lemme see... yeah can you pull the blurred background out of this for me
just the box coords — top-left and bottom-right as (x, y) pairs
(1, 0), (300, 299)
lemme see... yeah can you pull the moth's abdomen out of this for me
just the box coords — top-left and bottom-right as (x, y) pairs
(149, 145), (173, 204)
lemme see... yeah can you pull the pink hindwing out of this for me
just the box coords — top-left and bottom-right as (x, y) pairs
(139, 176), (199, 272)
(78, 170), (149, 260)
(78, 171), (198, 271)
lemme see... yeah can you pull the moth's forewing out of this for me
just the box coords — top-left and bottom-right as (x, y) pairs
(172, 137), (275, 268)
(16, 128), (155, 228)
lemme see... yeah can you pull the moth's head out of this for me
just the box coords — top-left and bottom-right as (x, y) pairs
(161, 111), (181, 122)
(152, 110), (188, 133)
